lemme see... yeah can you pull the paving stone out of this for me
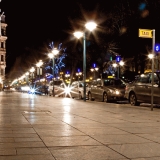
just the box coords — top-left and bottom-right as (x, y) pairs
(49, 146), (127, 160)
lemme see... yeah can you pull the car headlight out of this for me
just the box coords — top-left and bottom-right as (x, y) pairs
(109, 89), (120, 95)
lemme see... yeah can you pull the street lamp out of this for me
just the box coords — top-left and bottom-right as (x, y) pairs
(29, 67), (35, 85)
(76, 69), (82, 81)
(112, 60), (124, 78)
(48, 48), (59, 96)
(36, 60), (43, 82)
(90, 63), (99, 80)
(65, 72), (70, 80)
(73, 21), (97, 101)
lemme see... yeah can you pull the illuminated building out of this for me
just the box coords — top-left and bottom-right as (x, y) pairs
(0, 2), (7, 90)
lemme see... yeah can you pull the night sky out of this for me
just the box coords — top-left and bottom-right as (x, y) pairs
(1, 0), (160, 79)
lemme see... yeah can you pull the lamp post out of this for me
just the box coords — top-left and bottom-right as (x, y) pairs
(113, 60), (124, 78)
(48, 48), (59, 96)
(76, 69), (82, 81)
(65, 72), (70, 81)
(29, 67), (35, 85)
(36, 60), (43, 83)
(148, 53), (155, 111)
(25, 72), (29, 85)
(90, 63), (99, 80)
(73, 21), (97, 101)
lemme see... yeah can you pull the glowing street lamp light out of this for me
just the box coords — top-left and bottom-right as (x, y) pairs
(48, 48), (59, 96)
(148, 53), (154, 59)
(73, 21), (97, 101)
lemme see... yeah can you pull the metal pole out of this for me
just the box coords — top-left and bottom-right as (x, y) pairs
(117, 66), (119, 79)
(39, 68), (40, 82)
(52, 57), (55, 97)
(83, 32), (86, 101)
(151, 29), (155, 111)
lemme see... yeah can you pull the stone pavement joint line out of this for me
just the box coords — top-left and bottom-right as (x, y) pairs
(0, 92), (160, 160)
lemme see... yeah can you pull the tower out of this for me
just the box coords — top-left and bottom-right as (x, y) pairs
(0, 1), (7, 90)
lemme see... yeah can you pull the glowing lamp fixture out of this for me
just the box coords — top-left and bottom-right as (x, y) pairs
(119, 61), (124, 66)
(30, 67), (35, 73)
(36, 60), (43, 67)
(73, 31), (83, 39)
(113, 63), (118, 68)
(148, 53), (154, 59)
(25, 72), (29, 76)
(85, 21), (97, 31)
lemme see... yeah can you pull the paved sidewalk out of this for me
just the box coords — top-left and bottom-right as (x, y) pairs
(0, 91), (160, 160)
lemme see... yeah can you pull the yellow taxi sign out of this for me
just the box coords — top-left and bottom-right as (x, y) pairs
(139, 29), (152, 38)
(108, 76), (114, 78)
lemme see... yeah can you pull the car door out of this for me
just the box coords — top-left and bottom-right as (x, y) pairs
(148, 73), (160, 104)
(95, 79), (104, 100)
(134, 74), (150, 102)
(90, 80), (98, 99)
(71, 81), (79, 98)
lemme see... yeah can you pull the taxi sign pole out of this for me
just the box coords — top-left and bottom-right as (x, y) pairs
(151, 29), (155, 111)
(139, 29), (155, 111)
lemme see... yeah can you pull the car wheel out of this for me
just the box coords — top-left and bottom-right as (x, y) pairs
(79, 92), (82, 99)
(103, 92), (109, 102)
(88, 92), (92, 101)
(129, 93), (140, 106)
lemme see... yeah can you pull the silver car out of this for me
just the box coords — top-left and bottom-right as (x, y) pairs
(48, 80), (63, 96)
(88, 78), (126, 102)
(70, 81), (90, 99)
(124, 72), (160, 106)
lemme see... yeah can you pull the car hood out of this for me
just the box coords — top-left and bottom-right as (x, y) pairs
(104, 85), (125, 91)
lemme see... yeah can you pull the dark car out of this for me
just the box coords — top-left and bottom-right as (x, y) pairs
(124, 72), (160, 106)
(88, 78), (126, 102)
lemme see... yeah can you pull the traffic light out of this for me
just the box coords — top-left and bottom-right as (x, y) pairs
(116, 55), (121, 62)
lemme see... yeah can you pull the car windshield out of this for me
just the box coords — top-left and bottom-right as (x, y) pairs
(156, 72), (160, 79)
(104, 79), (123, 86)
(115, 79), (124, 85)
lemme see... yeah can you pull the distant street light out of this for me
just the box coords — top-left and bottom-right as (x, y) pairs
(76, 69), (82, 81)
(90, 63), (99, 80)
(148, 53), (154, 59)
(48, 48), (59, 96)
(36, 60), (43, 82)
(73, 21), (97, 101)
(113, 60), (124, 78)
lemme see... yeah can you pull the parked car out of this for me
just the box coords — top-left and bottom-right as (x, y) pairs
(48, 80), (63, 96)
(55, 82), (68, 97)
(88, 78), (126, 102)
(70, 81), (91, 99)
(124, 72), (160, 106)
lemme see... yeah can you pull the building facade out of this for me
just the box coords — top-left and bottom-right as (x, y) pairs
(0, 10), (7, 89)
